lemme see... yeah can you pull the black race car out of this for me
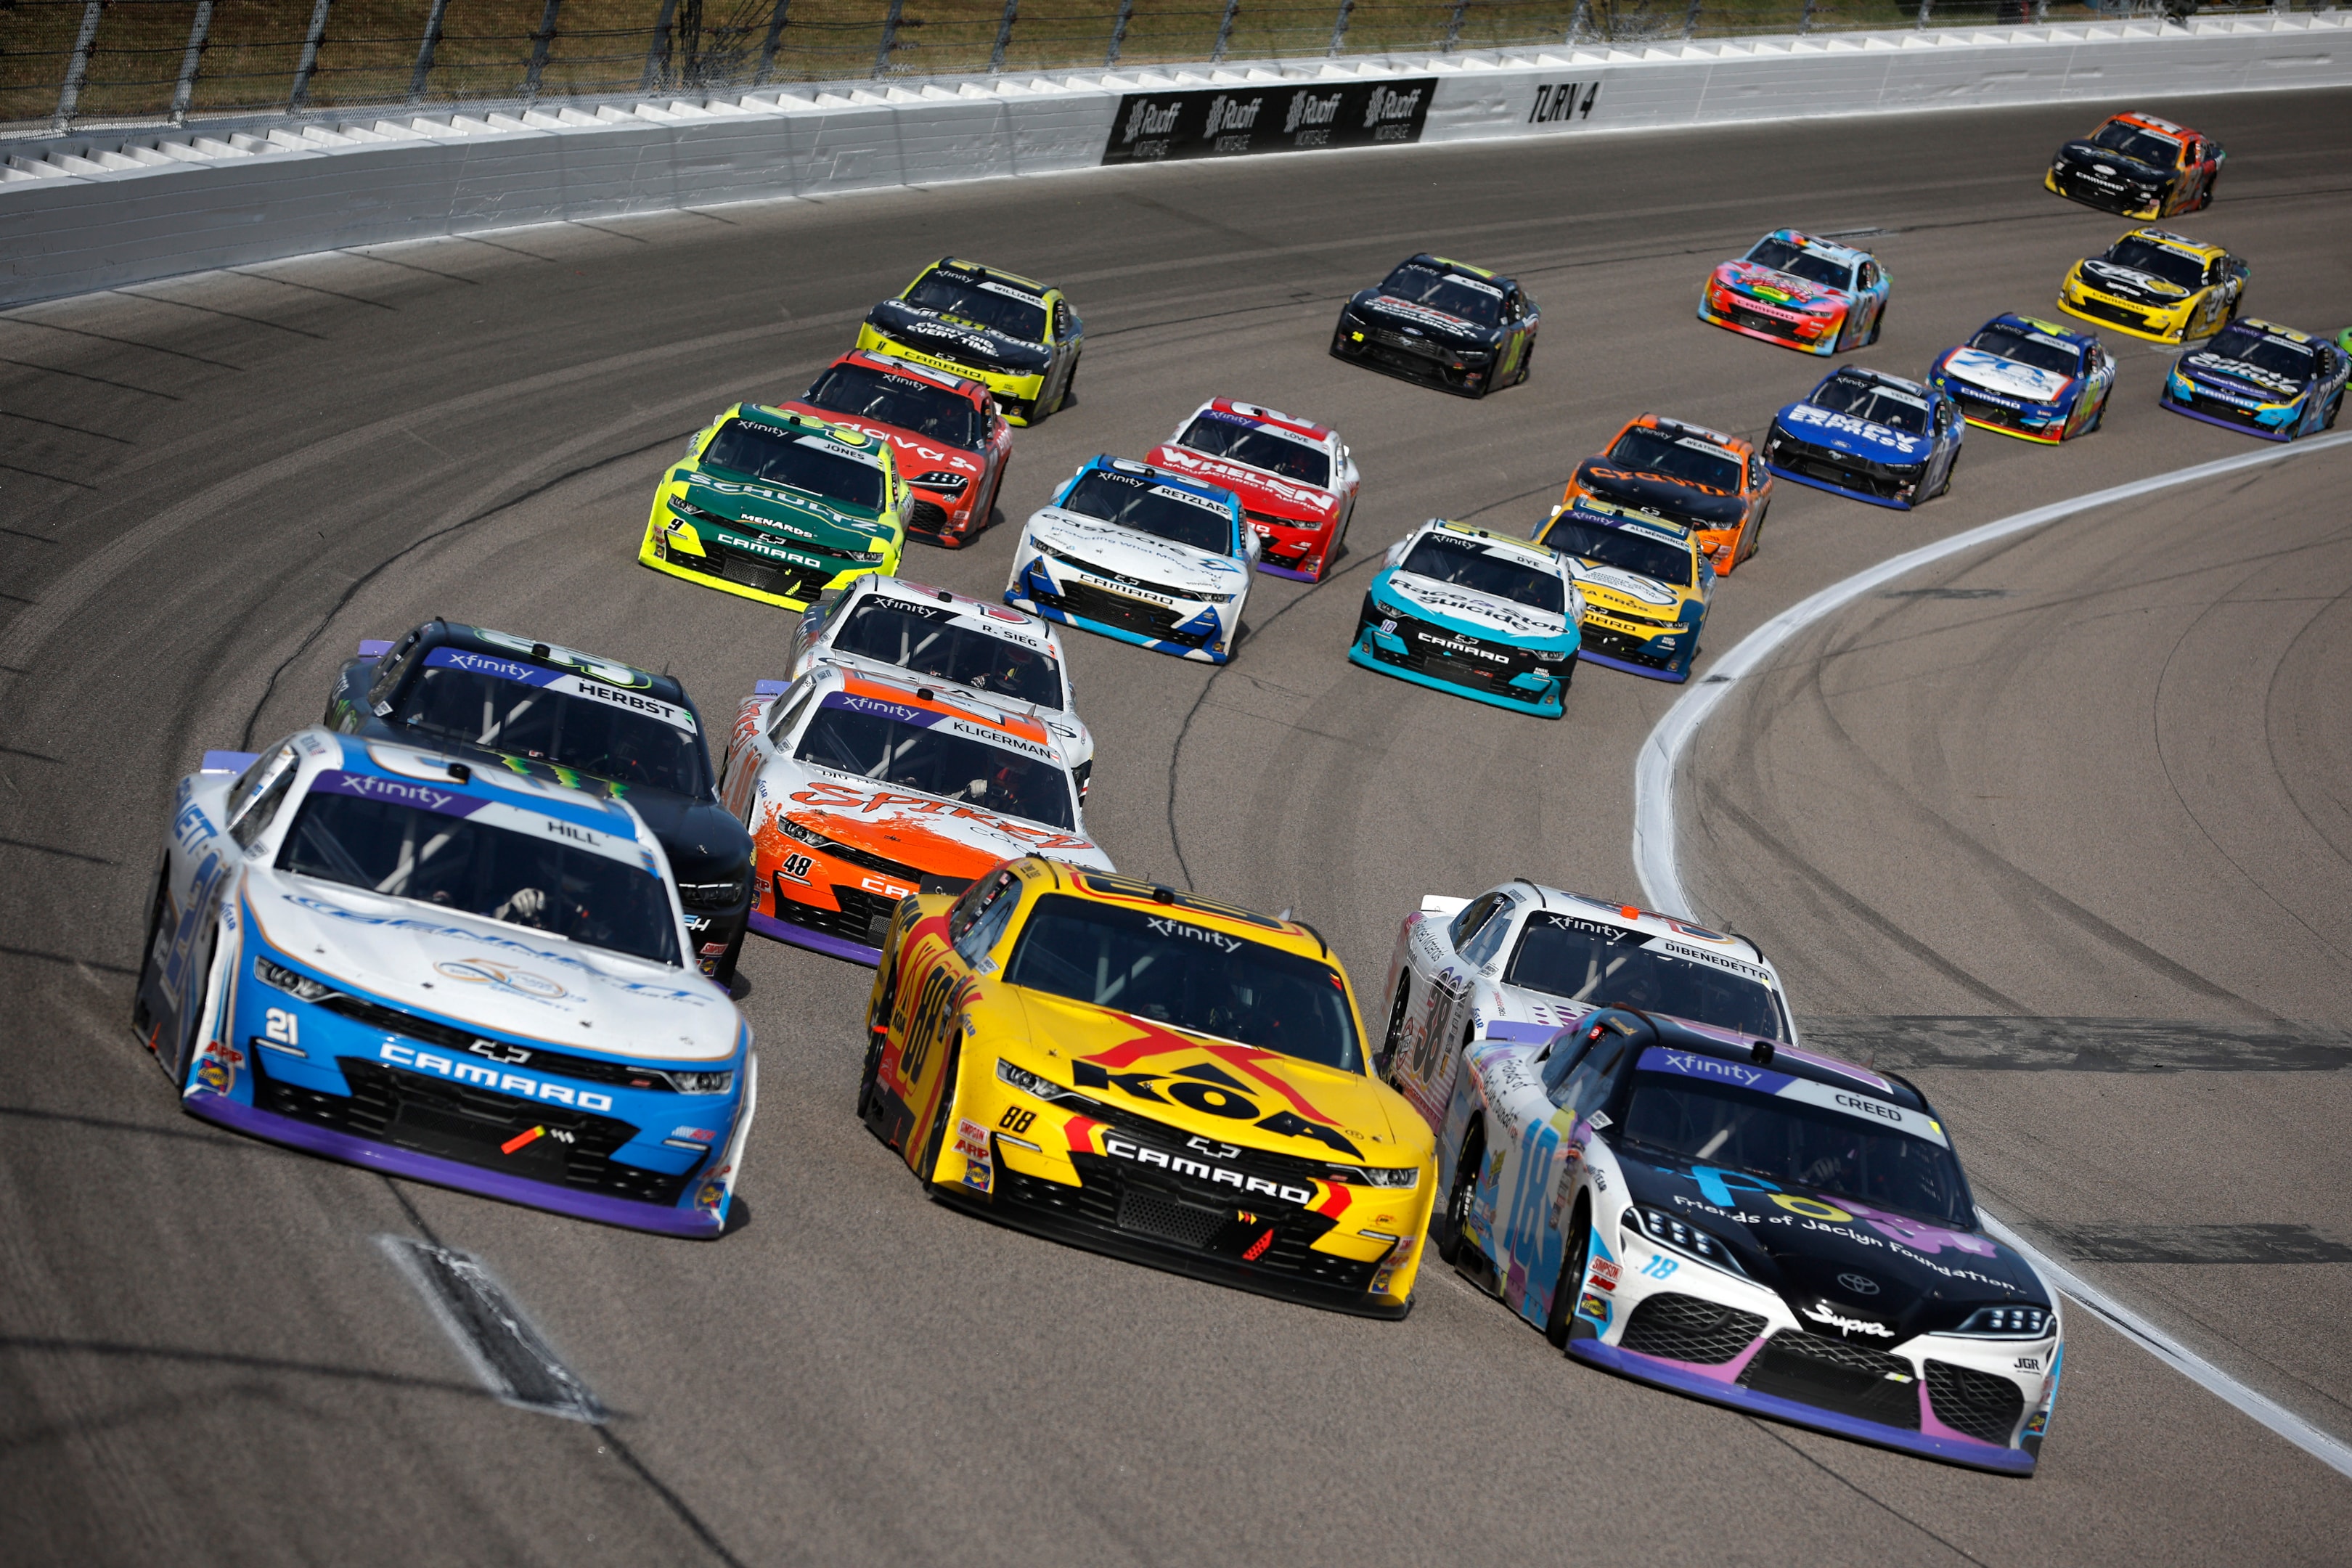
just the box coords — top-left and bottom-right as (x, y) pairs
(324, 621), (756, 981)
(2043, 110), (2223, 221)
(1331, 253), (1539, 397)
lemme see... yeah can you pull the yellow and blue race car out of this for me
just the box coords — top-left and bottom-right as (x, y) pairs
(1534, 496), (1711, 683)
(2160, 318), (2348, 441)
(859, 860), (1437, 1317)
(640, 404), (906, 611)
(854, 258), (1083, 426)
(2057, 227), (2247, 345)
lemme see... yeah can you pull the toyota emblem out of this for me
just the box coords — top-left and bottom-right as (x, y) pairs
(1837, 1271), (1880, 1296)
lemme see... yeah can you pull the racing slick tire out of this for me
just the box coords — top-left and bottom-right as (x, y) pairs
(1516, 335), (1537, 388)
(1057, 351), (1080, 413)
(1545, 1201), (1593, 1349)
(1434, 1118), (1485, 1265)
(1377, 976), (1413, 1082)
(2326, 391), (2343, 431)
(1866, 307), (1885, 348)
(1936, 446), (1959, 500)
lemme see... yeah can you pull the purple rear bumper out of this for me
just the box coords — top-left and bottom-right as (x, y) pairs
(1569, 1339), (2037, 1476)
(748, 909), (881, 966)
(184, 1092), (724, 1238)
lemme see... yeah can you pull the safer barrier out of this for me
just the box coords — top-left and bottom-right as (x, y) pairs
(2, 15), (2345, 307)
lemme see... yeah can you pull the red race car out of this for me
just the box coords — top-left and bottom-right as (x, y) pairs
(781, 348), (1011, 548)
(1143, 399), (1360, 582)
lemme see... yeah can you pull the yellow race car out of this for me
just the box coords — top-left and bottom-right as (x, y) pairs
(854, 257), (1082, 425)
(1535, 495), (1712, 683)
(859, 860), (1437, 1317)
(640, 404), (905, 611)
(2057, 226), (2248, 345)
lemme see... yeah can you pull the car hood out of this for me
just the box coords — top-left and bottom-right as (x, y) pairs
(1564, 558), (1689, 613)
(867, 299), (1053, 374)
(1013, 990), (1422, 1164)
(1143, 444), (1342, 525)
(1937, 347), (2073, 406)
(1347, 290), (1498, 345)
(2075, 258), (2193, 304)
(1574, 463), (1750, 528)
(2057, 141), (2171, 183)
(1773, 401), (1934, 463)
(1615, 1149), (2049, 1338)
(756, 760), (1111, 877)
(242, 867), (738, 1061)
(804, 653), (1093, 764)
(1381, 567), (1575, 642)
(1712, 260), (1851, 311)
(1027, 507), (1247, 593)
(673, 466), (889, 552)
(2176, 349), (2310, 401)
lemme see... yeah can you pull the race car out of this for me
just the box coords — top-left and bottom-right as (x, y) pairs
(1926, 313), (2116, 444)
(323, 621), (754, 982)
(1144, 399), (1360, 582)
(1005, 455), (1256, 664)
(1764, 367), (1963, 510)
(2058, 227), (2248, 345)
(1416, 1007), (2062, 1473)
(853, 257), (1082, 425)
(718, 664), (1111, 965)
(1348, 520), (1582, 718)
(858, 861), (1437, 1316)
(2159, 317), (2349, 441)
(1698, 230), (1889, 356)
(1329, 254), (1539, 398)
(641, 402), (906, 611)
(135, 730), (754, 1237)
(785, 575), (1096, 796)
(780, 348), (1011, 547)
(1540, 414), (1771, 575)
(2045, 110), (2224, 219)
(1534, 497), (1710, 683)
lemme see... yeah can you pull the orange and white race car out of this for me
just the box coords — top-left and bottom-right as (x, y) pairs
(1143, 399), (1360, 583)
(780, 348), (1013, 548)
(1540, 415), (1771, 576)
(719, 665), (1112, 964)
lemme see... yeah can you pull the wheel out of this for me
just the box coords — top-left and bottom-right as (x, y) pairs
(1516, 333), (1536, 386)
(1434, 1122), (1485, 1265)
(910, 1035), (963, 1183)
(1743, 503), (1766, 564)
(1544, 1202), (1593, 1349)
(1935, 444), (1959, 499)
(2326, 391), (2343, 431)
(1866, 306), (1884, 348)
(1377, 975), (1413, 1081)
(1054, 351), (1080, 415)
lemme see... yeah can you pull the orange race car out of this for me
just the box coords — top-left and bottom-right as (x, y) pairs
(1534, 415), (1771, 576)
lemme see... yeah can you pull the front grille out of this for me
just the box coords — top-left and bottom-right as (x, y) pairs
(2178, 388), (2269, 429)
(1620, 1291), (1768, 1364)
(1771, 436), (1916, 500)
(1032, 578), (1205, 643)
(1365, 327), (1446, 359)
(1737, 1330), (1921, 1430)
(1948, 387), (2035, 432)
(677, 539), (837, 601)
(311, 992), (690, 1092)
(774, 881), (904, 945)
(256, 1055), (690, 1206)
(815, 837), (927, 885)
(1117, 1188), (1227, 1249)
(1725, 302), (1808, 341)
(1925, 1360), (2027, 1445)
(2053, 172), (2147, 213)
(907, 499), (952, 536)
(1041, 548), (1204, 605)
(2067, 294), (2160, 333)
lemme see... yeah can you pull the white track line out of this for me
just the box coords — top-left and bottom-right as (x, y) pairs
(1630, 427), (2352, 1479)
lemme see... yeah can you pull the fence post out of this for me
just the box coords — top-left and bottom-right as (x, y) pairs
(1442, 0), (1467, 52)
(989, 0), (1018, 71)
(644, 0), (679, 89)
(1566, 0), (1590, 44)
(1212, 0), (1239, 62)
(874, 0), (907, 77)
(171, 1), (214, 126)
(52, 0), (105, 136)
(1799, 0), (1817, 35)
(524, 0), (563, 97)
(1682, 0), (1704, 38)
(1326, 0), (1353, 54)
(1106, 0), (1135, 65)
(409, 0), (449, 103)
(288, 0), (333, 113)
(756, 0), (791, 85)
(1916, 0), (1933, 27)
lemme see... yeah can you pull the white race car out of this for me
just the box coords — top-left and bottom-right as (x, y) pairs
(135, 730), (755, 1236)
(1143, 398), (1360, 583)
(1005, 454), (1257, 663)
(788, 575), (1096, 798)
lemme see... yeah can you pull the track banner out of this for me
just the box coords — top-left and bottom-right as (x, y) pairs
(1100, 78), (1436, 165)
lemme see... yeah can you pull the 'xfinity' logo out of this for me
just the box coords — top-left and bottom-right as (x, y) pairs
(1802, 1302), (1895, 1338)
(335, 775), (460, 812)
(1146, 916), (1241, 952)
(1662, 1050), (1764, 1087)
(438, 650), (541, 683)
(1103, 1134), (1312, 1204)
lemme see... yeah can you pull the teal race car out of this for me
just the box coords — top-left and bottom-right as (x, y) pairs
(1348, 520), (1581, 717)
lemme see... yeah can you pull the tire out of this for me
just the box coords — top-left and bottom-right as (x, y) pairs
(1516, 333), (1537, 387)
(1936, 444), (1959, 499)
(1545, 1201), (1593, 1349)
(1866, 306), (1885, 348)
(1378, 975), (1413, 1082)
(1054, 351), (1080, 415)
(131, 863), (170, 1040)
(1434, 1121), (1485, 1265)
(2326, 392), (2343, 432)
(911, 1035), (963, 1184)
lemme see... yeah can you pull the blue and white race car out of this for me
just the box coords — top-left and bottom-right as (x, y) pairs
(1764, 367), (1964, 509)
(135, 730), (754, 1236)
(1005, 455), (1256, 663)
(1927, 313), (2116, 444)
(1348, 520), (1582, 717)
(2160, 318), (2349, 441)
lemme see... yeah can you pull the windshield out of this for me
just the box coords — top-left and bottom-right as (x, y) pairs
(1379, 264), (1503, 326)
(1606, 428), (1743, 491)
(1545, 518), (1694, 587)
(1059, 470), (1235, 554)
(793, 701), (1073, 830)
(2102, 237), (2207, 290)
(1506, 913), (1787, 1040)
(277, 787), (679, 965)
(392, 664), (707, 795)
(1620, 1070), (1972, 1228)
(1005, 894), (1360, 1071)
(903, 271), (1048, 341)
(801, 363), (986, 449)
(1809, 372), (1930, 434)
(702, 420), (886, 513)
(1399, 534), (1566, 615)
(2202, 325), (2316, 378)
(829, 600), (1065, 709)
(1744, 238), (1852, 290)
(1967, 323), (2083, 376)
(2089, 121), (2180, 167)
(1175, 415), (1332, 487)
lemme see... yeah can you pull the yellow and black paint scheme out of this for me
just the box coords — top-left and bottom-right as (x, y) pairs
(853, 258), (1083, 427)
(641, 404), (907, 611)
(2057, 227), (2248, 346)
(857, 859), (1437, 1317)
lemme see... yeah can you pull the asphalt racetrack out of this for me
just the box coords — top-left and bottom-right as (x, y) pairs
(4, 87), (2351, 1566)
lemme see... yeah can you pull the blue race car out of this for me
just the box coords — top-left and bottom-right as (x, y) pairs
(1927, 313), (2117, 444)
(1349, 520), (1581, 717)
(136, 730), (755, 1237)
(1005, 454), (1257, 663)
(1764, 367), (1964, 510)
(2160, 318), (2349, 441)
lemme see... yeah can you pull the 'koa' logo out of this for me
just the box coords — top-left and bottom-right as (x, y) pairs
(1074, 1058), (1363, 1159)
